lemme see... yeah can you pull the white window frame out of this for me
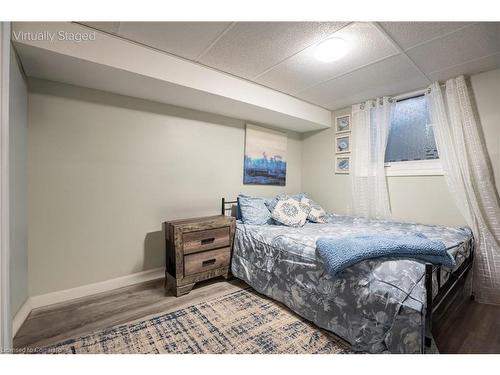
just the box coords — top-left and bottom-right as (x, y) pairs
(384, 89), (443, 177)
(385, 159), (443, 177)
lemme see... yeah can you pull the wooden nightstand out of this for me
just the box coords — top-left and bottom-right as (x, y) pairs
(164, 215), (236, 296)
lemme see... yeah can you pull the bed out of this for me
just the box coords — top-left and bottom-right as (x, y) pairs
(222, 198), (474, 354)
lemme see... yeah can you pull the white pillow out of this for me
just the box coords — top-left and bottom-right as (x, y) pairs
(300, 197), (327, 223)
(271, 197), (310, 227)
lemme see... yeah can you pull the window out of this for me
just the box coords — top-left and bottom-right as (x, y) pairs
(384, 95), (442, 176)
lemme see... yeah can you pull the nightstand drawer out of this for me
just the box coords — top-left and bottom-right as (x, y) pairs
(184, 247), (231, 276)
(165, 214), (235, 296)
(183, 227), (230, 254)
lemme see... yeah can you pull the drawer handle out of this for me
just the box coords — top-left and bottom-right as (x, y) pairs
(202, 259), (216, 267)
(201, 237), (215, 245)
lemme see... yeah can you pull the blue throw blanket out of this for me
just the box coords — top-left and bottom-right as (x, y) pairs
(316, 233), (455, 275)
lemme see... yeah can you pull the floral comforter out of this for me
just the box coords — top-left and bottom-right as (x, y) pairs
(231, 214), (472, 353)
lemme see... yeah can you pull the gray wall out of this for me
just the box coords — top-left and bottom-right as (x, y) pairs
(26, 69), (500, 296)
(303, 69), (500, 228)
(27, 79), (303, 295)
(9, 46), (28, 315)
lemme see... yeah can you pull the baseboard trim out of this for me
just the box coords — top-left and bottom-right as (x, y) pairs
(12, 298), (32, 336)
(13, 268), (165, 336)
(29, 267), (165, 311)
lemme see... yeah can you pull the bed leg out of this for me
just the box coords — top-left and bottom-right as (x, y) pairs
(425, 336), (432, 348)
(424, 264), (433, 351)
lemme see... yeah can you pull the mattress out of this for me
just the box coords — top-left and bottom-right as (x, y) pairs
(231, 214), (472, 353)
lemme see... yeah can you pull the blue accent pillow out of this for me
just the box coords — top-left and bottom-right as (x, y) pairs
(238, 195), (272, 225)
(237, 194), (255, 220)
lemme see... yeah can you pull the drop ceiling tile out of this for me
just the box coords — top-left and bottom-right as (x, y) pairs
(298, 54), (429, 110)
(116, 22), (232, 60)
(79, 22), (121, 34)
(255, 22), (398, 94)
(379, 22), (472, 50)
(198, 22), (349, 79)
(427, 52), (500, 82)
(407, 22), (500, 75)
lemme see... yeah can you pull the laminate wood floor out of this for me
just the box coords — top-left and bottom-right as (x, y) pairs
(433, 298), (500, 353)
(14, 277), (500, 353)
(14, 277), (247, 350)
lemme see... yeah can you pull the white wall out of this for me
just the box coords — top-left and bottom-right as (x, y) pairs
(9, 46), (28, 316)
(470, 69), (500, 188)
(27, 78), (303, 295)
(301, 107), (352, 216)
(303, 69), (500, 227)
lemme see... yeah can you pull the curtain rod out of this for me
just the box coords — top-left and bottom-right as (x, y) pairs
(391, 82), (447, 101)
(359, 82), (448, 107)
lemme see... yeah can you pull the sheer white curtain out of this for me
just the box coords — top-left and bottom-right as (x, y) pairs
(350, 98), (394, 219)
(426, 75), (500, 305)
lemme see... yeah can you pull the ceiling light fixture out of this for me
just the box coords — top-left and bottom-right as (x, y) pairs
(314, 38), (349, 62)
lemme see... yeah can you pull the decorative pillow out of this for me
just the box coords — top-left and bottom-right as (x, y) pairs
(271, 197), (310, 227)
(300, 197), (327, 223)
(237, 194), (269, 220)
(265, 192), (307, 212)
(238, 195), (272, 225)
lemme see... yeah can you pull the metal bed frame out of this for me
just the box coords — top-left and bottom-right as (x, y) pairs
(422, 237), (474, 352)
(221, 197), (475, 353)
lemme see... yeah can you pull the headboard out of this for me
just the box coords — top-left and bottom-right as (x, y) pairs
(221, 197), (237, 217)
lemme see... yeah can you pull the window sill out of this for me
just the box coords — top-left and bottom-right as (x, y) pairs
(384, 160), (443, 177)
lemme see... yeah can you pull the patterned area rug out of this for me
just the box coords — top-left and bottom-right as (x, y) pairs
(40, 288), (352, 354)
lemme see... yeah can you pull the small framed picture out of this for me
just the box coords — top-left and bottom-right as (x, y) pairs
(335, 115), (351, 133)
(335, 155), (350, 174)
(335, 134), (350, 154)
